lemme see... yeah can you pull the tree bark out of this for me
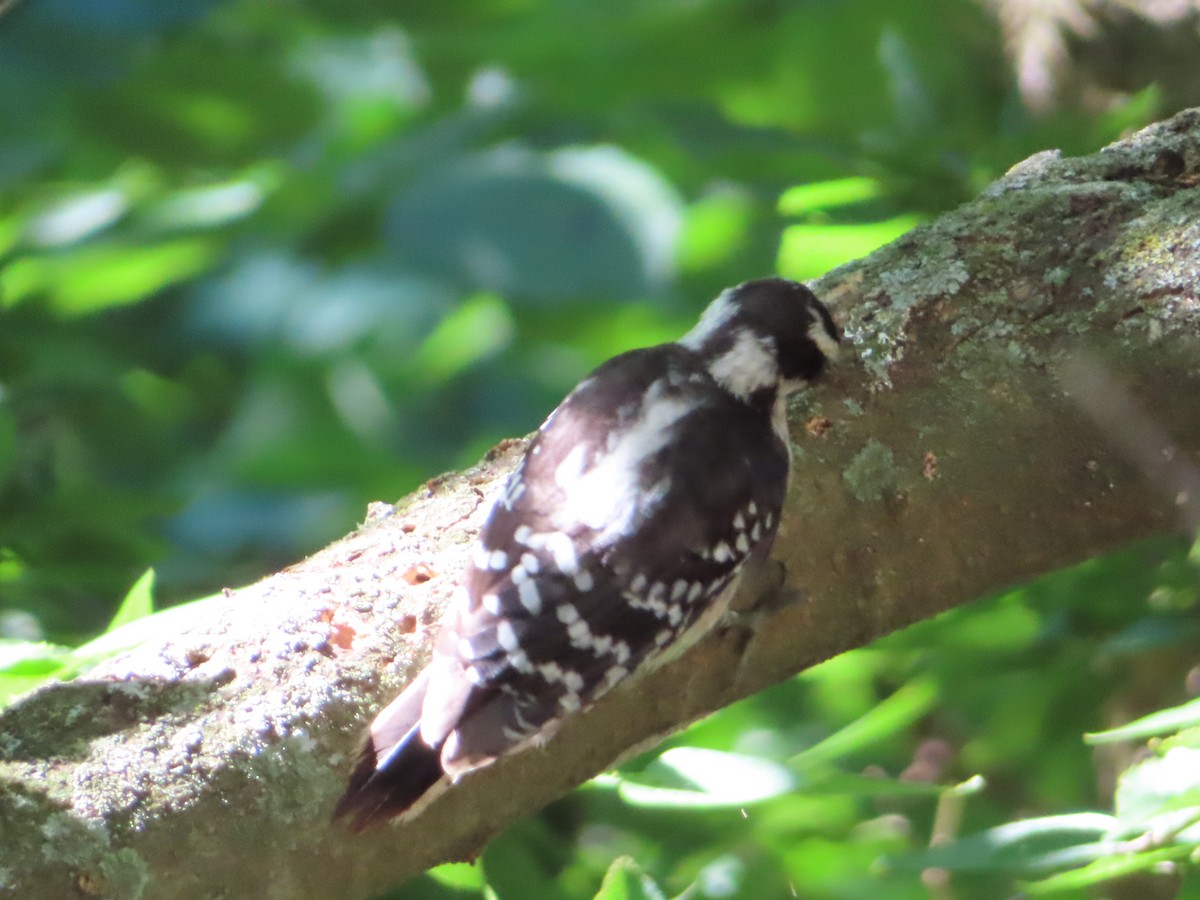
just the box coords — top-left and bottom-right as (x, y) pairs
(2, 108), (1199, 900)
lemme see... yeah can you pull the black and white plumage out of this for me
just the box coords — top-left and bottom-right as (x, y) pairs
(333, 277), (840, 830)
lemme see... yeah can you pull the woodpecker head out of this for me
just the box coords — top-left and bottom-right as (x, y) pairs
(679, 277), (841, 402)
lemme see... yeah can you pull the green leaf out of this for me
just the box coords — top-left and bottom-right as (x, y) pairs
(1113, 746), (1200, 840)
(71, 593), (229, 669)
(886, 813), (1118, 875)
(0, 640), (73, 706)
(427, 861), (485, 892)
(801, 770), (966, 799)
(791, 677), (939, 770)
(0, 640), (73, 674)
(608, 747), (795, 809)
(777, 215), (921, 280)
(409, 293), (515, 385)
(106, 569), (156, 633)
(1, 238), (221, 314)
(592, 857), (668, 900)
(778, 177), (881, 215)
(481, 821), (571, 900)
(1086, 696), (1200, 745)
(1021, 845), (1191, 894)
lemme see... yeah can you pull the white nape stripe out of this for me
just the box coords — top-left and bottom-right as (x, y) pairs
(706, 329), (778, 399)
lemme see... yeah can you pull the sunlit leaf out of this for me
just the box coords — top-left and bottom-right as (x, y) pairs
(678, 190), (753, 272)
(1086, 697), (1200, 745)
(791, 677), (939, 770)
(592, 857), (668, 900)
(608, 746), (795, 809)
(105, 569), (155, 633)
(427, 861), (485, 892)
(409, 292), (515, 384)
(1, 238), (221, 314)
(0, 640), (73, 706)
(71, 593), (230, 668)
(801, 771), (963, 799)
(886, 813), (1118, 875)
(1113, 746), (1200, 840)
(777, 216), (921, 280)
(1021, 845), (1190, 894)
(778, 178), (881, 215)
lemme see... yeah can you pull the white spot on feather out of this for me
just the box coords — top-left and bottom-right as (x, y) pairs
(567, 619), (591, 644)
(518, 579), (542, 614)
(603, 665), (628, 688)
(496, 620), (520, 652)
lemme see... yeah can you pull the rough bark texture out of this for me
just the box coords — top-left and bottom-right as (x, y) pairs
(2, 109), (1200, 900)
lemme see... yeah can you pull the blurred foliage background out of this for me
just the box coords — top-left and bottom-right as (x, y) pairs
(2, 0), (1200, 897)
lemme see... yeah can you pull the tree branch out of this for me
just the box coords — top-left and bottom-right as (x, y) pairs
(2, 108), (1200, 900)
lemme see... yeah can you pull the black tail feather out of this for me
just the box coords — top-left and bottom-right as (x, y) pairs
(332, 726), (446, 832)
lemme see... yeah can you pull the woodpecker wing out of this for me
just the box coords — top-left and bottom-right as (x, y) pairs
(421, 344), (791, 775)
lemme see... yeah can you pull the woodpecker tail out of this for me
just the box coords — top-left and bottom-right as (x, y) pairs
(332, 670), (446, 831)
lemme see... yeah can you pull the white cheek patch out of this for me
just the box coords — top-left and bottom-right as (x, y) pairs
(807, 310), (840, 361)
